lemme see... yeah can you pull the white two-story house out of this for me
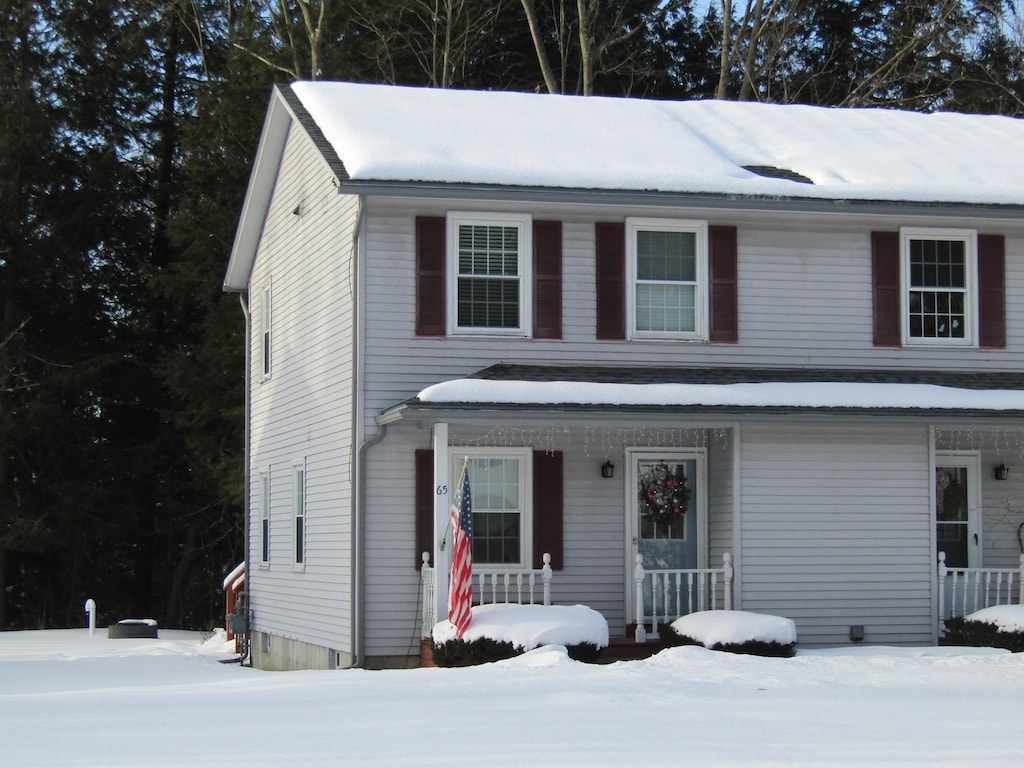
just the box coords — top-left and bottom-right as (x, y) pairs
(224, 82), (1024, 670)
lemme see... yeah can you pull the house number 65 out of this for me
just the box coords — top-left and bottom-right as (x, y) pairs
(435, 485), (448, 495)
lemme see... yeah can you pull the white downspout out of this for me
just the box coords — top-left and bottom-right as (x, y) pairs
(350, 195), (372, 668)
(238, 291), (252, 664)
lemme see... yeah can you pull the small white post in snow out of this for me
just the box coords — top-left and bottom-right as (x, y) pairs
(84, 598), (97, 635)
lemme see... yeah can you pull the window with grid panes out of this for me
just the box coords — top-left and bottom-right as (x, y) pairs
(447, 213), (531, 335)
(626, 218), (708, 340)
(902, 229), (976, 346)
(455, 449), (531, 568)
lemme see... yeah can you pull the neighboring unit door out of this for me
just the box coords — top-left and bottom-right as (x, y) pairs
(627, 450), (706, 621)
(935, 452), (981, 569)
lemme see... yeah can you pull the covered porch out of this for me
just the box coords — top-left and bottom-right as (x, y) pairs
(376, 363), (1024, 654)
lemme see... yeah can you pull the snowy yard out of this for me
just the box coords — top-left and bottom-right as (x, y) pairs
(2, 622), (1023, 767)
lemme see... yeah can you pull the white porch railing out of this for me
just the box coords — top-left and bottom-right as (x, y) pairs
(420, 552), (553, 638)
(634, 552), (734, 643)
(938, 551), (1024, 634)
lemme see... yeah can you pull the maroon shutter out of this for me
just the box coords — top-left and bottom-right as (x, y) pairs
(532, 451), (563, 571)
(596, 222), (626, 340)
(708, 225), (738, 343)
(414, 449), (434, 568)
(871, 231), (901, 347)
(978, 234), (1006, 348)
(415, 216), (446, 336)
(533, 221), (563, 339)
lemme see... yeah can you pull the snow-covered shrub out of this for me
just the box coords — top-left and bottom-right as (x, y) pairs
(943, 605), (1024, 652)
(431, 604), (609, 667)
(664, 610), (797, 657)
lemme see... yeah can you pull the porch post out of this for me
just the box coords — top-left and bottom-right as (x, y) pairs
(1019, 554), (1024, 605)
(937, 551), (947, 634)
(432, 423), (450, 626)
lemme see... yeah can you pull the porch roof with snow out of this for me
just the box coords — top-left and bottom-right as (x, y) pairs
(378, 364), (1024, 423)
(224, 81), (1024, 291)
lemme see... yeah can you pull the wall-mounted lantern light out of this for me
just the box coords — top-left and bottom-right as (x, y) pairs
(994, 464), (1009, 481)
(601, 461), (615, 479)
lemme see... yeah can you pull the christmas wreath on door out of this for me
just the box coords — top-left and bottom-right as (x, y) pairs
(638, 461), (690, 526)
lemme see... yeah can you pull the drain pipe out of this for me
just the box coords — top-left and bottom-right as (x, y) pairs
(238, 291), (252, 665)
(350, 194), (372, 668)
(353, 422), (387, 668)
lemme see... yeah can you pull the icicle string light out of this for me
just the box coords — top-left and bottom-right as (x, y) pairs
(935, 428), (1024, 456)
(449, 425), (730, 457)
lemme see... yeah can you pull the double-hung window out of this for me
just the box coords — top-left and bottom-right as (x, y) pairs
(455, 448), (532, 568)
(626, 218), (709, 340)
(901, 228), (976, 346)
(447, 212), (532, 336)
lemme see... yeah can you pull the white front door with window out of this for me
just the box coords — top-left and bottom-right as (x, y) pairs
(935, 451), (981, 569)
(936, 451), (983, 618)
(626, 449), (707, 621)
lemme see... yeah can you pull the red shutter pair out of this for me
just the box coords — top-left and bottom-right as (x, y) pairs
(415, 217), (563, 339)
(415, 450), (563, 570)
(872, 232), (1005, 348)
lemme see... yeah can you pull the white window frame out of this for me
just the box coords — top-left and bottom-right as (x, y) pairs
(258, 469), (270, 567)
(452, 447), (533, 571)
(259, 281), (272, 379)
(446, 212), (533, 337)
(625, 217), (709, 341)
(900, 228), (977, 347)
(292, 460), (306, 570)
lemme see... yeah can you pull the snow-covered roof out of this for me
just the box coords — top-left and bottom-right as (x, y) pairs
(225, 80), (1024, 291)
(380, 364), (1024, 421)
(288, 80), (1024, 206)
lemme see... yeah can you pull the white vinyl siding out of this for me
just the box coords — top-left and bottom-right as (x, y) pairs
(901, 228), (977, 347)
(738, 423), (933, 646)
(246, 120), (358, 657)
(447, 212), (532, 336)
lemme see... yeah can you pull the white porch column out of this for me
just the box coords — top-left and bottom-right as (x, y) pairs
(432, 423), (450, 625)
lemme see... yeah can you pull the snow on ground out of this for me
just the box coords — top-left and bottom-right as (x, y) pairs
(2, 623), (1023, 767)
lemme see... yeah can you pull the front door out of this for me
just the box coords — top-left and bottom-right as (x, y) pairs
(935, 451), (981, 569)
(936, 451), (982, 618)
(627, 449), (706, 620)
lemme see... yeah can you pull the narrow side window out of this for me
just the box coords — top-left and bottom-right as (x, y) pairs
(258, 470), (270, 565)
(259, 282), (272, 378)
(293, 462), (305, 567)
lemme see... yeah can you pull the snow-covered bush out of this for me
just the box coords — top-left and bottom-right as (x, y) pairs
(664, 610), (798, 657)
(942, 605), (1024, 652)
(431, 604), (609, 667)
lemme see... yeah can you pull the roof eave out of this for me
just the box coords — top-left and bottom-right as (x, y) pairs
(223, 84), (351, 293)
(339, 179), (1024, 220)
(379, 400), (1024, 426)
(223, 87), (294, 292)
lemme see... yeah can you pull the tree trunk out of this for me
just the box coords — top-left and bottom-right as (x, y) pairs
(521, 0), (561, 93)
(715, 0), (733, 98)
(576, 0), (593, 95)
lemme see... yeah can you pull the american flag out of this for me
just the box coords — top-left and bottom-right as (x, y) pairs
(447, 469), (473, 638)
